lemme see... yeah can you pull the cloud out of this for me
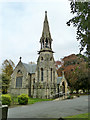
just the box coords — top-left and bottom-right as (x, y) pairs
(0, 1), (79, 66)
(0, 0), (67, 3)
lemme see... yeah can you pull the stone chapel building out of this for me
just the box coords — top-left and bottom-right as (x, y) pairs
(10, 11), (68, 99)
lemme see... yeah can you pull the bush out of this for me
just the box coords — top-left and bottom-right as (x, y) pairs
(10, 94), (18, 105)
(18, 94), (29, 105)
(1, 94), (11, 106)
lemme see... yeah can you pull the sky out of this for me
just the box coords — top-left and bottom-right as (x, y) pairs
(0, 0), (80, 67)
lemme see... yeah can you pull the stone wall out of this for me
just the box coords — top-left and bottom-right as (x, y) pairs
(35, 51), (57, 98)
(10, 88), (28, 95)
(9, 62), (29, 96)
(33, 82), (57, 99)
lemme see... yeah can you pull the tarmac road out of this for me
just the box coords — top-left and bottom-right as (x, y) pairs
(7, 95), (89, 118)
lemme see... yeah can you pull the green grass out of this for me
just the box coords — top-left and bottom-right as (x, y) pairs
(50, 113), (90, 120)
(64, 113), (89, 118)
(28, 97), (52, 104)
(10, 95), (53, 107)
(2, 94), (53, 107)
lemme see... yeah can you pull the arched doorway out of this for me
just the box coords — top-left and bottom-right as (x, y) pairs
(62, 82), (65, 93)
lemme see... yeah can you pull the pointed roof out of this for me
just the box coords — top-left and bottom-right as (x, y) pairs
(22, 63), (37, 74)
(40, 11), (52, 41)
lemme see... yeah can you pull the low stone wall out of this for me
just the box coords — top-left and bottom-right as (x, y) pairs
(33, 83), (57, 99)
(10, 88), (28, 96)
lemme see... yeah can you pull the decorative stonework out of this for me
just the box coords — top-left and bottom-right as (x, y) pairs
(9, 11), (68, 99)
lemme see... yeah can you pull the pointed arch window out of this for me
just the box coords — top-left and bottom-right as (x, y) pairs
(38, 67), (39, 82)
(45, 38), (48, 48)
(53, 71), (55, 83)
(42, 40), (44, 48)
(16, 70), (23, 88)
(41, 57), (43, 61)
(50, 57), (52, 61)
(47, 70), (48, 82)
(51, 68), (52, 82)
(41, 68), (44, 81)
(33, 78), (35, 85)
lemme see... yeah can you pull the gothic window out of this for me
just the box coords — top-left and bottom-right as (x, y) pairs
(50, 41), (51, 49)
(17, 70), (22, 74)
(16, 77), (22, 88)
(33, 78), (35, 85)
(53, 71), (55, 83)
(42, 40), (44, 48)
(51, 68), (52, 82)
(38, 68), (39, 82)
(41, 57), (43, 61)
(47, 70), (48, 82)
(41, 68), (44, 81)
(50, 57), (52, 61)
(16, 70), (23, 88)
(45, 38), (48, 48)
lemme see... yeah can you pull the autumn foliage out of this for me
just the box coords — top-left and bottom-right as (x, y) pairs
(57, 54), (88, 93)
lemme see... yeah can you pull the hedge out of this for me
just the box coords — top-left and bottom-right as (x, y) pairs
(18, 94), (29, 105)
(1, 94), (12, 106)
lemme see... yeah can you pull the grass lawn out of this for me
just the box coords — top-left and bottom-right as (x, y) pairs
(64, 113), (89, 119)
(10, 96), (53, 107)
(50, 113), (89, 120)
(28, 97), (53, 104)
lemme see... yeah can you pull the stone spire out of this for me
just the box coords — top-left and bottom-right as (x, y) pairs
(41, 11), (51, 39)
(40, 11), (53, 51)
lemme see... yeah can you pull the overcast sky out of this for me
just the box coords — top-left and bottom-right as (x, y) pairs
(0, 0), (80, 67)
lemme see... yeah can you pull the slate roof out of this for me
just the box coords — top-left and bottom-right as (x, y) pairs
(57, 77), (62, 84)
(22, 63), (37, 74)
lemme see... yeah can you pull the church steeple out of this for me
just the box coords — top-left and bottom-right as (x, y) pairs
(41, 11), (51, 39)
(39, 11), (53, 52)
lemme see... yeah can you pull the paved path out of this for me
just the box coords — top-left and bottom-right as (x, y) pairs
(8, 95), (89, 118)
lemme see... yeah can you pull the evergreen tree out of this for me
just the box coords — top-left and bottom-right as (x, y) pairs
(1, 59), (15, 94)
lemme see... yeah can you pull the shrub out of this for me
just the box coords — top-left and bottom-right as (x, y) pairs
(18, 94), (29, 105)
(10, 94), (18, 105)
(1, 94), (12, 106)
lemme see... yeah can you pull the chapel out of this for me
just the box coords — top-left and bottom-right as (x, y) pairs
(10, 11), (68, 98)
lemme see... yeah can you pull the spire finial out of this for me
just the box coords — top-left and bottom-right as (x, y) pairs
(45, 11), (47, 21)
(19, 57), (22, 62)
(45, 11), (47, 15)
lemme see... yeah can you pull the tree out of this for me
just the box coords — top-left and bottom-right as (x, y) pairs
(1, 59), (15, 94)
(67, 1), (90, 55)
(1, 74), (10, 94)
(57, 54), (88, 93)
